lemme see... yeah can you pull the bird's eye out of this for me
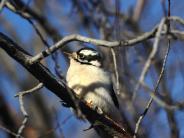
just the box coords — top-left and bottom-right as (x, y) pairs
(79, 54), (85, 59)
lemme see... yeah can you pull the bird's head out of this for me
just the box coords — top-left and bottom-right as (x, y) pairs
(64, 48), (102, 67)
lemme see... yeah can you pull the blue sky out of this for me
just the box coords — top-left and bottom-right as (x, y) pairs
(0, 0), (184, 138)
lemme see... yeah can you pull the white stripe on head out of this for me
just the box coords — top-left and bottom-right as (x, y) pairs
(79, 49), (98, 56)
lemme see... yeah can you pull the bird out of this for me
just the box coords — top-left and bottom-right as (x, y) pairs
(65, 47), (122, 124)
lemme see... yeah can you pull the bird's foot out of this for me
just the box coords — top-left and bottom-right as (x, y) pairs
(95, 106), (103, 115)
(86, 100), (93, 108)
(85, 100), (103, 115)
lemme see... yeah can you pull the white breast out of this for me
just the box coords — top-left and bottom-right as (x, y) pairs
(66, 59), (121, 121)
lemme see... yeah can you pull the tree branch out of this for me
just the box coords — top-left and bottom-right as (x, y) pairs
(28, 26), (158, 64)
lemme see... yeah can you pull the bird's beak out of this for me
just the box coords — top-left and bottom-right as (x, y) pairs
(63, 51), (77, 59)
(63, 51), (72, 57)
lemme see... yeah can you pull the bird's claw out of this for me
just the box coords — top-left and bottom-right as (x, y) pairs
(95, 106), (103, 114)
(86, 100), (93, 108)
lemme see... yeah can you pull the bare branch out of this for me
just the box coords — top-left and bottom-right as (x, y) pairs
(0, 0), (7, 12)
(111, 48), (120, 95)
(15, 83), (43, 97)
(132, 18), (166, 101)
(133, 2), (171, 133)
(15, 83), (43, 138)
(28, 26), (158, 64)
(132, 0), (146, 22)
(5, 0), (61, 41)
(169, 16), (184, 25)
(150, 93), (184, 110)
(133, 31), (171, 138)
(0, 124), (24, 138)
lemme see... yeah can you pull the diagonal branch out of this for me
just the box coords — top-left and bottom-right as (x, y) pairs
(132, 18), (166, 101)
(6, 0), (61, 41)
(133, 30), (171, 138)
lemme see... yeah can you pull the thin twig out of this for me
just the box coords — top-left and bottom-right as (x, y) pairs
(5, 1), (31, 18)
(150, 93), (178, 110)
(15, 83), (43, 97)
(132, 0), (146, 22)
(112, 0), (121, 95)
(134, 0), (171, 133)
(169, 16), (184, 25)
(132, 76), (184, 110)
(0, 0), (7, 13)
(6, 1), (64, 79)
(26, 19), (64, 79)
(6, 0), (61, 41)
(110, 48), (120, 95)
(25, 18), (64, 79)
(0, 124), (24, 138)
(15, 83), (43, 138)
(132, 18), (166, 101)
(133, 33), (171, 138)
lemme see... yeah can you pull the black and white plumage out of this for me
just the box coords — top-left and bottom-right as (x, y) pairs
(66, 47), (122, 123)
(75, 48), (102, 67)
